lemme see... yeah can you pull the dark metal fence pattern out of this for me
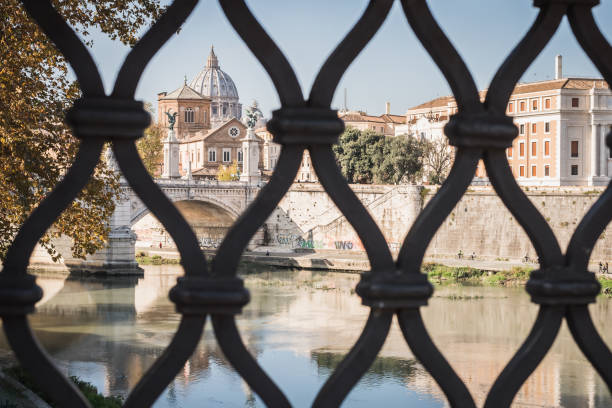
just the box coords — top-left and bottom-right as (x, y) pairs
(0, 0), (610, 406)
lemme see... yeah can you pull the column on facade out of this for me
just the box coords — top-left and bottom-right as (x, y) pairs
(600, 124), (608, 177)
(591, 123), (600, 178)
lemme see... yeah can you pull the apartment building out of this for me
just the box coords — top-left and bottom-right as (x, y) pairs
(339, 103), (406, 138)
(405, 56), (612, 186)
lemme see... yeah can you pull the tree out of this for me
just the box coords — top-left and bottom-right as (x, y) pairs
(0, 1), (163, 260)
(137, 103), (164, 176)
(333, 128), (424, 184)
(333, 128), (384, 183)
(422, 137), (453, 185)
(372, 135), (424, 184)
(217, 161), (240, 181)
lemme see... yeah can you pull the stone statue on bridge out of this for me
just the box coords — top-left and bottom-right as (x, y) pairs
(245, 100), (262, 129)
(165, 111), (178, 130)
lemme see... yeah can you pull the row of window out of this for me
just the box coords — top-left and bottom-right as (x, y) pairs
(508, 140), (552, 158)
(175, 104), (236, 124)
(187, 148), (244, 164)
(509, 98), (552, 113)
(518, 122), (551, 135)
(516, 164), (551, 178)
(183, 108), (207, 124)
(515, 164), (581, 178)
(508, 97), (580, 113)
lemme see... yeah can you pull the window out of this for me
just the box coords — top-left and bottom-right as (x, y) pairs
(203, 111), (207, 122)
(508, 102), (514, 113)
(572, 97), (580, 108)
(544, 140), (550, 157)
(544, 165), (550, 177)
(185, 107), (194, 123)
(519, 165), (525, 177)
(520, 101), (526, 111)
(519, 124), (525, 135)
(531, 141), (537, 157)
(544, 98), (551, 109)
(507, 147), (513, 158)
(571, 164), (579, 175)
(208, 148), (216, 162)
(212, 105), (218, 115)
(544, 122), (550, 133)
(532, 100), (538, 111)
(223, 104), (227, 115)
(237, 149), (243, 162)
(519, 141), (525, 157)
(571, 140), (579, 158)
(531, 165), (537, 177)
(531, 123), (537, 134)
(222, 148), (231, 163)
(197, 150), (200, 163)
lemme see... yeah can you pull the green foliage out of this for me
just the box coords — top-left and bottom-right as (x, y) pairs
(7, 366), (123, 407)
(333, 128), (424, 184)
(0, 0), (163, 261)
(422, 263), (532, 286)
(136, 103), (164, 176)
(135, 254), (180, 265)
(599, 277), (612, 297)
(217, 160), (240, 181)
(70, 376), (123, 408)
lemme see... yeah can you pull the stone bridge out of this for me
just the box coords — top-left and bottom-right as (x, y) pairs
(127, 178), (260, 227)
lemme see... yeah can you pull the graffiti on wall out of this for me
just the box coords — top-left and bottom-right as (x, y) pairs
(277, 234), (299, 246)
(200, 237), (224, 248)
(333, 241), (353, 250)
(297, 237), (324, 249)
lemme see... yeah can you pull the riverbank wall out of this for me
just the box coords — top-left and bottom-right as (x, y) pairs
(28, 184), (612, 274)
(266, 184), (612, 263)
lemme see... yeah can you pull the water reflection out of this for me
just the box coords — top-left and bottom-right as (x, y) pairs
(0, 268), (609, 407)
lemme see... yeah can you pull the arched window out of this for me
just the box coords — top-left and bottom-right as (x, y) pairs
(185, 108), (194, 123)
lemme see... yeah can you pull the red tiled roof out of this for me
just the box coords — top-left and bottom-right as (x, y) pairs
(407, 78), (609, 112)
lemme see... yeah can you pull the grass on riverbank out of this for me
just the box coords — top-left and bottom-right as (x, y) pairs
(6, 366), (123, 407)
(422, 263), (532, 286)
(600, 277), (612, 297)
(135, 254), (180, 265)
(424, 263), (612, 297)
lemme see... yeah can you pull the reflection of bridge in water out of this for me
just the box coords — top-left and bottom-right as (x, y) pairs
(0, 269), (271, 401)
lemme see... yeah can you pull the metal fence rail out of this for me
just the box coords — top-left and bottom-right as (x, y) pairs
(1, 0), (611, 406)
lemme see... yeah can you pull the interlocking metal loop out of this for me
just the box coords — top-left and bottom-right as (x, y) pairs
(1, 0), (611, 407)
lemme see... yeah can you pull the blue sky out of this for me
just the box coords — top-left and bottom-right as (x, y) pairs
(85, 0), (612, 118)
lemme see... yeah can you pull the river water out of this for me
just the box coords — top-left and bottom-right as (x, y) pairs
(0, 266), (610, 407)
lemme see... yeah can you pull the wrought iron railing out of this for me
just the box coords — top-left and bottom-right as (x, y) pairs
(1, 0), (611, 406)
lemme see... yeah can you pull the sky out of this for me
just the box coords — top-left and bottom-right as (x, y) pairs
(84, 0), (612, 119)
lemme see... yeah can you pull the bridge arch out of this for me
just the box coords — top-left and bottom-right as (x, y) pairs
(131, 197), (241, 227)
(131, 198), (241, 248)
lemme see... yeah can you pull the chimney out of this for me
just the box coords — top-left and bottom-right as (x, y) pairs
(555, 54), (562, 80)
(385, 102), (390, 115)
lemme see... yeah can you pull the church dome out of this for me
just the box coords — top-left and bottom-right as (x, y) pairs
(189, 46), (239, 100)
